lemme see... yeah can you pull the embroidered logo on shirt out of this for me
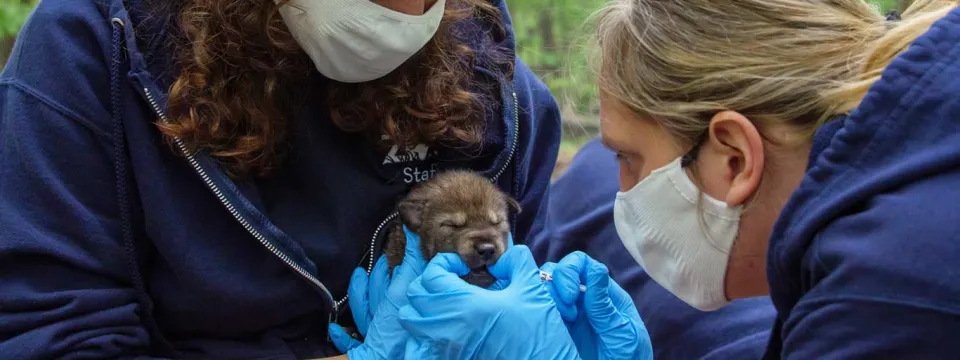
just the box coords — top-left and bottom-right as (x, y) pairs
(379, 135), (441, 184)
(383, 143), (430, 165)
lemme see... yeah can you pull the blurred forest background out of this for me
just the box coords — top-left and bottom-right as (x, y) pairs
(1, 0), (912, 177)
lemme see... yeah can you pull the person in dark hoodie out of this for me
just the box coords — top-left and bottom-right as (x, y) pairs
(0, 0), (561, 358)
(395, 0), (960, 359)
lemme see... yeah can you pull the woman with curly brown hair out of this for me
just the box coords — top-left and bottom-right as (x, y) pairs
(0, 0), (562, 358)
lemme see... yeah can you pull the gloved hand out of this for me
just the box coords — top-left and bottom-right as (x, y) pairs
(543, 251), (653, 360)
(484, 232), (515, 291)
(327, 225), (426, 359)
(397, 245), (581, 360)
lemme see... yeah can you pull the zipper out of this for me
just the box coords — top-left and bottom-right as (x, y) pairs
(141, 87), (339, 315)
(337, 91), (521, 310)
(492, 91), (521, 183)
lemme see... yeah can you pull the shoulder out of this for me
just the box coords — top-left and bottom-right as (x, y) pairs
(1, 0), (119, 136)
(2, 0), (175, 139)
(778, 170), (960, 357)
(551, 138), (618, 210)
(810, 168), (960, 309)
(4, 0), (114, 83)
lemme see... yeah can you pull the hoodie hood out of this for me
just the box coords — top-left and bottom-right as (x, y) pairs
(770, 6), (960, 302)
(764, 7), (960, 358)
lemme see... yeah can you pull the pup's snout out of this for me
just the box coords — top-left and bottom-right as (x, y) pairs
(474, 243), (496, 261)
(459, 229), (505, 268)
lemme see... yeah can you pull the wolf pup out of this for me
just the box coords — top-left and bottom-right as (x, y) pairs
(384, 170), (519, 288)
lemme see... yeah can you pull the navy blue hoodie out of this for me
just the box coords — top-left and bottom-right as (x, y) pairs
(763, 7), (960, 359)
(0, 0), (560, 358)
(532, 138), (777, 360)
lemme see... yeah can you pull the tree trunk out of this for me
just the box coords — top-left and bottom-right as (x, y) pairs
(898, 0), (914, 12)
(0, 36), (16, 69)
(538, 13), (556, 51)
(536, 12), (557, 73)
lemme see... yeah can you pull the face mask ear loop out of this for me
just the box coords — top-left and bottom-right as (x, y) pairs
(677, 130), (720, 246)
(680, 130), (709, 168)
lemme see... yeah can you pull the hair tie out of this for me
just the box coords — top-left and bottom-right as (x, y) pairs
(885, 10), (902, 21)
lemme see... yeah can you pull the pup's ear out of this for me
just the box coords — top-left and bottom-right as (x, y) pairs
(506, 196), (521, 214)
(398, 199), (427, 230)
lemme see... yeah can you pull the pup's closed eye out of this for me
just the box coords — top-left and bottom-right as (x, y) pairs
(488, 211), (502, 225)
(440, 213), (467, 229)
(441, 221), (463, 229)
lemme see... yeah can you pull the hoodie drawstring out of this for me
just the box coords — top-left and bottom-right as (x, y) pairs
(109, 17), (178, 358)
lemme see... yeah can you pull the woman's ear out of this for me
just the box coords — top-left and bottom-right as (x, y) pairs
(700, 111), (765, 206)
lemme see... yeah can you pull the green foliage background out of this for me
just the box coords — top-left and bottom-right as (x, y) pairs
(507, 0), (606, 116)
(0, 0), (36, 38)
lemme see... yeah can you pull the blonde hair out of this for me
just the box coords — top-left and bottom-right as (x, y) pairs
(592, 0), (958, 146)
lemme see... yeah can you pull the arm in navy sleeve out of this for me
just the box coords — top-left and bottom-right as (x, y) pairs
(509, 59), (561, 249)
(0, 85), (159, 359)
(0, 2), (162, 358)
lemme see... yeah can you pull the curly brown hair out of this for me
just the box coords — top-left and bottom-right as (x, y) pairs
(159, 0), (512, 178)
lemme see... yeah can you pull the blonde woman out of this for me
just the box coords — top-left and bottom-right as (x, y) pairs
(394, 0), (960, 359)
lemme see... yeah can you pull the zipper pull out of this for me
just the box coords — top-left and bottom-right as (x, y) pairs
(326, 306), (339, 343)
(326, 305), (365, 345)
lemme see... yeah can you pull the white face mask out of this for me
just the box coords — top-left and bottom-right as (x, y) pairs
(278, 0), (446, 83)
(613, 156), (743, 311)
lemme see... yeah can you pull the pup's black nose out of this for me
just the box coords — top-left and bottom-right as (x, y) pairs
(474, 243), (496, 260)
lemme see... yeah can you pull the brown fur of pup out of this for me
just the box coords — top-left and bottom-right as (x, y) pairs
(384, 170), (520, 288)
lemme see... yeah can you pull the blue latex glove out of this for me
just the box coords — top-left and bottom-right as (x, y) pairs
(327, 225), (426, 359)
(397, 245), (581, 360)
(543, 251), (653, 360)
(485, 232), (515, 291)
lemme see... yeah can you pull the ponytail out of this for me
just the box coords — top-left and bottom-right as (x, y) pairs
(592, 0), (958, 147)
(822, 1), (958, 122)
